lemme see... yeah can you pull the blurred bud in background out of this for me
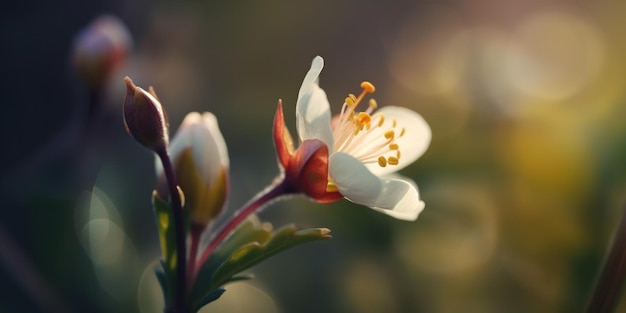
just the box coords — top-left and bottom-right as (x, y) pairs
(73, 15), (132, 92)
(123, 77), (170, 152)
(156, 112), (229, 228)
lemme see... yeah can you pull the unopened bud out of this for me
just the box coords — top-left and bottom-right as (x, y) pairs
(73, 15), (131, 91)
(156, 112), (229, 227)
(123, 77), (169, 152)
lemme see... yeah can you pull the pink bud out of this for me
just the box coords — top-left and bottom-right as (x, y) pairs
(73, 15), (132, 90)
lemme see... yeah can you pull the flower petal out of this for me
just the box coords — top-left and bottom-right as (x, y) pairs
(198, 111), (230, 172)
(329, 152), (383, 204)
(161, 112), (229, 185)
(366, 106), (431, 176)
(330, 152), (424, 221)
(296, 56), (334, 148)
(368, 178), (424, 221)
(273, 101), (295, 168)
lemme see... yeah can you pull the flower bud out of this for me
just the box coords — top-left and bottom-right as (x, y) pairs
(156, 112), (229, 227)
(123, 77), (169, 152)
(73, 15), (132, 91)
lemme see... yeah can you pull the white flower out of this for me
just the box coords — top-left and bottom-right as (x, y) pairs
(294, 56), (431, 221)
(156, 112), (229, 226)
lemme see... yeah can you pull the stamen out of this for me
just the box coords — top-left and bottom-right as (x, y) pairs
(397, 151), (401, 159)
(399, 128), (406, 137)
(377, 114), (385, 127)
(356, 112), (371, 125)
(389, 143), (399, 150)
(393, 119), (397, 128)
(345, 96), (355, 107)
(384, 130), (395, 140)
(369, 98), (377, 109)
(378, 156), (387, 167)
(361, 81), (376, 93)
(388, 157), (399, 165)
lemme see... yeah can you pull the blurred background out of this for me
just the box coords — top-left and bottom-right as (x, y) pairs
(2, 0), (626, 312)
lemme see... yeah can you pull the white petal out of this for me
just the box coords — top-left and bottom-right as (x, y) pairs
(200, 112), (229, 168)
(157, 112), (229, 185)
(329, 152), (382, 204)
(295, 57), (334, 148)
(366, 106), (431, 176)
(368, 179), (424, 221)
(298, 56), (324, 99)
(330, 153), (424, 221)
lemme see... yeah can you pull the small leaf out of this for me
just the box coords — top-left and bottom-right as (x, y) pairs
(154, 268), (169, 308)
(189, 214), (331, 312)
(191, 288), (226, 312)
(210, 224), (332, 290)
(189, 216), (272, 308)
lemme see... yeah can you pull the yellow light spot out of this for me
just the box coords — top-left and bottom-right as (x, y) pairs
(326, 183), (339, 192)
(378, 156), (387, 167)
(388, 157), (399, 165)
(384, 130), (395, 139)
(158, 211), (169, 230)
(389, 143), (399, 150)
(361, 81), (376, 93)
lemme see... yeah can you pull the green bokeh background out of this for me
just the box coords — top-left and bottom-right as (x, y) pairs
(2, 0), (626, 312)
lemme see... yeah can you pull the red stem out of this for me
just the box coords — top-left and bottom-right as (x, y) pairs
(193, 179), (292, 279)
(187, 224), (203, 288)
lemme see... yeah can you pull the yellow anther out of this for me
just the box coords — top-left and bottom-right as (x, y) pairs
(393, 119), (397, 128)
(345, 96), (355, 107)
(399, 128), (406, 137)
(369, 98), (378, 109)
(361, 81), (376, 94)
(388, 157), (399, 165)
(378, 156), (387, 167)
(389, 143), (399, 150)
(349, 93), (357, 102)
(377, 114), (385, 127)
(356, 112), (371, 124)
(397, 151), (401, 159)
(384, 130), (395, 140)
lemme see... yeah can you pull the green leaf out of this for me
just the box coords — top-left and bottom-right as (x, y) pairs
(191, 288), (226, 312)
(189, 216), (272, 308)
(210, 224), (332, 290)
(188, 215), (331, 312)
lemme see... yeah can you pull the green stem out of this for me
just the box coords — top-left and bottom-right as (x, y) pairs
(585, 205), (626, 313)
(157, 148), (188, 313)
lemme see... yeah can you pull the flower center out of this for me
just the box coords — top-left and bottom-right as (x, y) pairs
(332, 81), (405, 168)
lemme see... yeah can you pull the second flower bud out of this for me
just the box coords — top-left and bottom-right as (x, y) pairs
(156, 112), (229, 228)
